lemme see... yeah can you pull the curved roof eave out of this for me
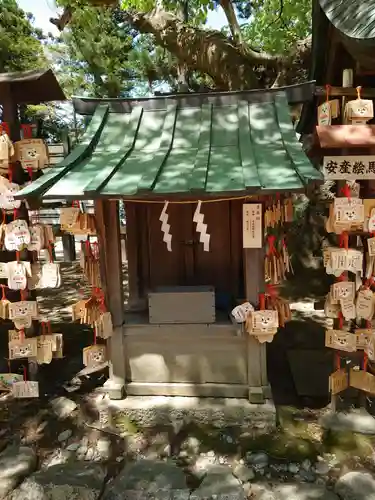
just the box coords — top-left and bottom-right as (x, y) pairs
(319, 0), (375, 41)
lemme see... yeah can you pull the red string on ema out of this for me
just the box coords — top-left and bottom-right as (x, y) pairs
(259, 293), (266, 310)
(0, 122), (10, 136)
(339, 232), (349, 250)
(7, 165), (12, 184)
(338, 311), (344, 330)
(364, 352), (369, 371)
(340, 183), (351, 199)
(267, 235), (277, 256)
(335, 352), (340, 370)
(47, 242), (54, 263)
(21, 124), (33, 139)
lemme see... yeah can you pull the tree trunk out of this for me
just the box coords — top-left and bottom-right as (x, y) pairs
(122, 8), (261, 90)
(219, 0), (243, 44)
(53, 5), (312, 92)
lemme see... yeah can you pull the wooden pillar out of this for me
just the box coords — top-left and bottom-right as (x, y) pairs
(95, 199), (126, 399)
(62, 233), (76, 262)
(124, 202), (140, 308)
(1, 83), (20, 140)
(244, 247), (269, 403)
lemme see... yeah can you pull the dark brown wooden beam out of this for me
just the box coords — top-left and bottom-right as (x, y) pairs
(315, 86), (375, 98)
(2, 83), (20, 141)
(124, 202), (140, 307)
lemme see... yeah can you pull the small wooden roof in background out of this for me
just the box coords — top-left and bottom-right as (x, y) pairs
(0, 69), (66, 105)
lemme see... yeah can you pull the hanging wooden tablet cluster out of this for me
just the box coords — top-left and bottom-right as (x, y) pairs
(319, 86), (375, 404)
(264, 235), (293, 285)
(81, 240), (101, 288)
(0, 123), (56, 397)
(60, 206), (96, 235)
(263, 195), (294, 287)
(72, 291), (112, 364)
(62, 200), (112, 370)
(264, 289), (292, 328)
(264, 196), (294, 230)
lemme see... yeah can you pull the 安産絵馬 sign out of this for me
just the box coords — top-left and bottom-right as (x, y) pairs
(323, 156), (375, 180)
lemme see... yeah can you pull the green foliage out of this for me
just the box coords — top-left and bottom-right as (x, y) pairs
(48, 6), (136, 97)
(0, 0), (46, 72)
(241, 0), (312, 54)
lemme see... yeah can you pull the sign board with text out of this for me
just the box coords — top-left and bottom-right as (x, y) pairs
(243, 204), (262, 248)
(323, 156), (375, 180)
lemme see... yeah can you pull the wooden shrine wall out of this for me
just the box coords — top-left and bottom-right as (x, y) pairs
(125, 200), (245, 307)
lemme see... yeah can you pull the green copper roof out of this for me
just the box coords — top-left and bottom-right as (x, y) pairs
(319, 0), (375, 40)
(17, 90), (321, 200)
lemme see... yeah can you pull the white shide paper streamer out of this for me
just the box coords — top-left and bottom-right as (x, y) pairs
(159, 201), (172, 252)
(193, 200), (210, 252)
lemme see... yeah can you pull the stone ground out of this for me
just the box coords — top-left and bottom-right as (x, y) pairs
(2, 393), (375, 499)
(1, 242), (375, 498)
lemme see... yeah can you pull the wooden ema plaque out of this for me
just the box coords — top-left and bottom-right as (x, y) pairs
(246, 310), (279, 343)
(83, 345), (107, 368)
(325, 330), (356, 352)
(11, 381), (39, 398)
(350, 369), (375, 394)
(355, 329), (372, 350)
(329, 369), (348, 395)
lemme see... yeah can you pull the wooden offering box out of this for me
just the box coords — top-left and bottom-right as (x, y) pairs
(148, 286), (216, 324)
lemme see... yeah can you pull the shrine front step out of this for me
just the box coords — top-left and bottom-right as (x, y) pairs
(107, 395), (276, 431)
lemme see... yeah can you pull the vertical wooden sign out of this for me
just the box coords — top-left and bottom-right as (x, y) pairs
(243, 204), (262, 248)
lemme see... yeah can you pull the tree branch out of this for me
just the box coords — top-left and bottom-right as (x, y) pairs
(119, 8), (286, 89)
(218, 0), (242, 44)
(51, 5), (311, 91)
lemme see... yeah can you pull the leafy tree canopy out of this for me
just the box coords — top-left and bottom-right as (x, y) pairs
(0, 0), (46, 72)
(48, 5), (137, 98)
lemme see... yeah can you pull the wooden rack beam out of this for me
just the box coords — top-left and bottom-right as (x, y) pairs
(315, 87), (375, 98)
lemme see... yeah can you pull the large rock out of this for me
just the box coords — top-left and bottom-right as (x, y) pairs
(320, 409), (375, 435)
(273, 484), (339, 500)
(335, 471), (375, 500)
(102, 460), (189, 500)
(191, 465), (245, 500)
(0, 446), (36, 499)
(10, 463), (105, 500)
(51, 397), (77, 419)
(249, 483), (276, 500)
(233, 463), (255, 483)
